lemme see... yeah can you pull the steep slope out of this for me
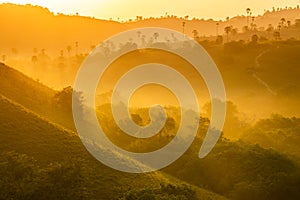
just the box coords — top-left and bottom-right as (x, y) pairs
(0, 84), (226, 199)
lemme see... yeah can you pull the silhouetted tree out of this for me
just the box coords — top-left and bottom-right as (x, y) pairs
(251, 16), (256, 30)
(266, 24), (274, 38)
(66, 45), (72, 55)
(280, 18), (286, 27)
(216, 22), (220, 36)
(277, 24), (282, 32)
(231, 28), (238, 39)
(251, 34), (258, 44)
(246, 8), (251, 27)
(216, 35), (223, 45)
(224, 26), (232, 42)
(274, 31), (281, 40)
(31, 56), (37, 65)
(153, 32), (159, 41)
(192, 30), (199, 40)
(182, 21), (186, 36)
(242, 26), (249, 33)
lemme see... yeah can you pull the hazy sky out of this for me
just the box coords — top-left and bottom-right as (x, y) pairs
(1, 0), (299, 20)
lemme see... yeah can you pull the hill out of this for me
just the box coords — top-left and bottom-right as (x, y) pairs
(0, 93), (227, 199)
(1, 3), (300, 57)
(1, 60), (300, 199)
(0, 63), (227, 199)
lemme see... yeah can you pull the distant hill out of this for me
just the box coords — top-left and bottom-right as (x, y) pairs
(1, 3), (300, 56)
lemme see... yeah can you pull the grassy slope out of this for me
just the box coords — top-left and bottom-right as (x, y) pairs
(0, 64), (227, 199)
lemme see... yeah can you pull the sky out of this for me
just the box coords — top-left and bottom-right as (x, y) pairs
(0, 0), (299, 20)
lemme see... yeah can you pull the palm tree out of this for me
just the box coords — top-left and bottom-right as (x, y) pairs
(246, 8), (251, 27)
(224, 26), (232, 42)
(287, 20), (291, 28)
(216, 22), (220, 36)
(182, 21), (186, 36)
(226, 16), (230, 24)
(266, 24), (274, 38)
(280, 18), (286, 27)
(251, 16), (255, 30)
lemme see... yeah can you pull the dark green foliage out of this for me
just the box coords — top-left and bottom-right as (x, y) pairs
(164, 139), (300, 200)
(242, 114), (300, 160)
(123, 183), (197, 200)
(0, 151), (89, 200)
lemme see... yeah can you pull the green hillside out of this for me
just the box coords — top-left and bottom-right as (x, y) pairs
(0, 64), (227, 199)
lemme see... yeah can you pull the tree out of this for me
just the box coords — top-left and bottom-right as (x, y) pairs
(216, 22), (220, 36)
(246, 8), (251, 27)
(251, 34), (258, 44)
(231, 28), (238, 39)
(153, 32), (159, 41)
(242, 26), (249, 33)
(251, 16), (256, 30)
(224, 26), (232, 42)
(66, 45), (72, 55)
(280, 18), (286, 27)
(216, 35), (223, 45)
(54, 86), (83, 115)
(182, 21), (186, 36)
(277, 24), (282, 31)
(31, 55), (38, 65)
(273, 31), (280, 40)
(192, 29), (199, 40)
(266, 24), (274, 38)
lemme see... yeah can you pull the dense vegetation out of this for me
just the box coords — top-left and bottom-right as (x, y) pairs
(0, 65), (226, 199)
